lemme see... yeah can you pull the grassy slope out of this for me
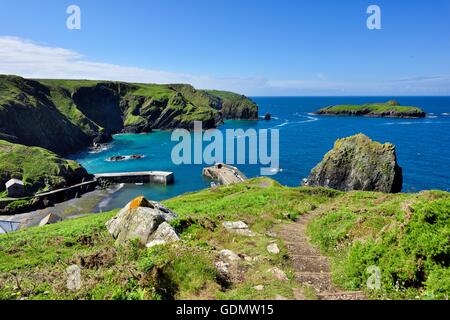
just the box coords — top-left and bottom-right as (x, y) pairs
(0, 178), (337, 300)
(308, 190), (450, 299)
(0, 139), (86, 194)
(0, 178), (447, 300)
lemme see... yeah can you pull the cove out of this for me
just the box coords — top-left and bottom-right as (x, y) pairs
(71, 96), (450, 211)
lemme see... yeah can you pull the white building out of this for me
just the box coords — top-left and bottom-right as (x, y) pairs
(5, 178), (25, 198)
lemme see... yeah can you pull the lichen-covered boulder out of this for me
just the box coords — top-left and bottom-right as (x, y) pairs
(145, 222), (180, 248)
(106, 196), (178, 246)
(305, 134), (403, 193)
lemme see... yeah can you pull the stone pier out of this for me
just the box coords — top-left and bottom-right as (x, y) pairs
(94, 171), (174, 185)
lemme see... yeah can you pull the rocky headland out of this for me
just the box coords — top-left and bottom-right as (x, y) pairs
(304, 134), (403, 193)
(0, 75), (258, 155)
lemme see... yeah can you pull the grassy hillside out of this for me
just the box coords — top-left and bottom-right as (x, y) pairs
(308, 190), (449, 299)
(317, 101), (426, 118)
(0, 139), (89, 195)
(0, 178), (447, 300)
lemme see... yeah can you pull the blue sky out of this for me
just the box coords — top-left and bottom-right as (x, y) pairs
(0, 0), (449, 95)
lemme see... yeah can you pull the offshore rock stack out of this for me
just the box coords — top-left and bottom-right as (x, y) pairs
(304, 134), (403, 193)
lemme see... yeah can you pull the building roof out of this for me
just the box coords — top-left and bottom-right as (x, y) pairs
(5, 178), (24, 188)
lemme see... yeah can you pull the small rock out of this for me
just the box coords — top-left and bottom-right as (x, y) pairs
(275, 294), (289, 300)
(268, 267), (288, 281)
(39, 213), (62, 226)
(215, 261), (230, 274)
(146, 239), (167, 249)
(223, 221), (249, 230)
(254, 285), (264, 291)
(267, 243), (280, 254)
(265, 231), (277, 238)
(219, 249), (241, 262)
(223, 221), (256, 237)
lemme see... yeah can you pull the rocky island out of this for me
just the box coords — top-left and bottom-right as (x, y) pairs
(316, 100), (426, 118)
(304, 134), (403, 193)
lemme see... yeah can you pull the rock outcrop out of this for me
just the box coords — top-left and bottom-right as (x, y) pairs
(304, 134), (403, 193)
(106, 196), (179, 247)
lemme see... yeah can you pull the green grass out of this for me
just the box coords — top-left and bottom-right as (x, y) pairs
(0, 178), (337, 300)
(308, 190), (450, 300)
(37, 79), (101, 93)
(127, 83), (174, 99)
(1, 178), (447, 300)
(0, 139), (86, 194)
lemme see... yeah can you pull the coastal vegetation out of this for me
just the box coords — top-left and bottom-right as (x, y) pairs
(0, 178), (448, 300)
(0, 139), (89, 196)
(308, 189), (450, 299)
(316, 100), (426, 118)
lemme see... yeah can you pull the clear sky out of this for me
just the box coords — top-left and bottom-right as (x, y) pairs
(0, 0), (449, 95)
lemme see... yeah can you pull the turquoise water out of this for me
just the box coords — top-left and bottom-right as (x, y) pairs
(72, 96), (450, 210)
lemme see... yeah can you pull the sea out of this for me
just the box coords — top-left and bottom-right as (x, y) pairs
(71, 96), (450, 211)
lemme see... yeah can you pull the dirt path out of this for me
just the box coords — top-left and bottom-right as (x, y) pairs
(279, 209), (365, 300)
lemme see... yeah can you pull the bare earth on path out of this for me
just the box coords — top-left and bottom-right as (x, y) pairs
(279, 208), (366, 300)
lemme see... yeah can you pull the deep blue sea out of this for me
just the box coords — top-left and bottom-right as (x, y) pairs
(72, 97), (450, 210)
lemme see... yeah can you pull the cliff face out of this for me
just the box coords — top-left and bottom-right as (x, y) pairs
(305, 134), (403, 193)
(205, 90), (259, 120)
(0, 76), (258, 155)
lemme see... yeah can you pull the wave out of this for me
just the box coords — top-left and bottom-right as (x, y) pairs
(89, 144), (111, 154)
(264, 167), (283, 174)
(384, 121), (438, 126)
(427, 115), (438, 119)
(274, 114), (319, 128)
(274, 121), (290, 128)
(297, 115), (319, 123)
(443, 113), (450, 116)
